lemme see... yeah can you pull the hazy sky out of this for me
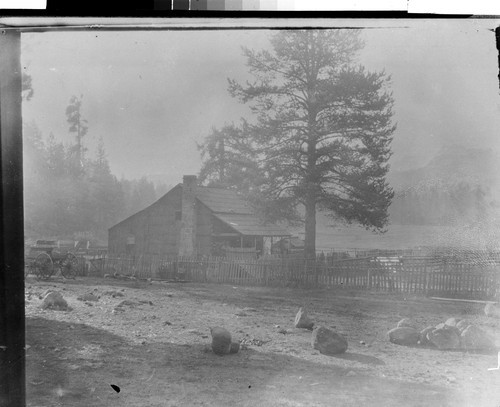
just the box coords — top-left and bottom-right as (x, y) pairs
(21, 19), (500, 187)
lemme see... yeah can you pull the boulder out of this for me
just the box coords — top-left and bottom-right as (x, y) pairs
(388, 327), (420, 346)
(418, 326), (436, 346)
(312, 326), (348, 355)
(41, 291), (69, 310)
(210, 327), (232, 356)
(484, 303), (500, 318)
(229, 341), (240, 354)
(427, 327), (461, 350)
(397, 318), (419, 330)
(444, 318), (461, 328)
(39, 289), (55, 300)
(294, 307), (314, 330)
(456, 319), (472, 334)
(461, 325), (496, 351)
(435, 322), (460, 336)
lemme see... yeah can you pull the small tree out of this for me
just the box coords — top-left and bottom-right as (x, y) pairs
(227, 29), (396, 259)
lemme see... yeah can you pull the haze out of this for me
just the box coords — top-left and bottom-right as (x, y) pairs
(21, 19), (500, 187)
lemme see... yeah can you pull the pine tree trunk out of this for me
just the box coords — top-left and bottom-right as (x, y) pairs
(304, 194), (316, 261)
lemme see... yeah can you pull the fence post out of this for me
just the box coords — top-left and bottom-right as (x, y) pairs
(367, 263), (371, 290)
(423, 263), (427, 295)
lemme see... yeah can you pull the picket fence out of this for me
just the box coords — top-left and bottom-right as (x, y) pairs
(86, 252), (500, 301)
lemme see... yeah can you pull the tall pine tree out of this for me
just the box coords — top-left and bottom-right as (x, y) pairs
(227, 30), (396, 258)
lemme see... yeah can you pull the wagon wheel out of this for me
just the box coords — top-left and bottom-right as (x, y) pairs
(61, 253), (78, 279)
(34, 252), (54, 280)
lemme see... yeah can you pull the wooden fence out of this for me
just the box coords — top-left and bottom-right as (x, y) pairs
(86, 253), (500, 300)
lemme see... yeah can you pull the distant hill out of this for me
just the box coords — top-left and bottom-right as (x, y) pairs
(388, 145), (500, 195)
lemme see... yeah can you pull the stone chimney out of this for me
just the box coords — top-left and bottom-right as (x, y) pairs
(178, 175), (197, 256)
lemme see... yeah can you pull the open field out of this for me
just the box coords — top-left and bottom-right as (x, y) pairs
(292, 222), (498, 252)
(25, 277), (500, 407)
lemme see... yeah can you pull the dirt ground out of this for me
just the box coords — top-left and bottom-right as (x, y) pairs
(24, 276), (500, 407)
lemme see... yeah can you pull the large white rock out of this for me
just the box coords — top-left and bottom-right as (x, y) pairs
(397, 318), (419, 330)
(456, 319), (472, 334)
(484, 303), (500, 318)
(419, 326), (435, 346)
(388, 327), (420, 346)
(294, 307), (314, 330)
(427, 327), (461, 350)
(461, 325), (496, 351)
(312, 326), (348, 355)
(444, 318), (461, 328)
(40, 291), (69, 310)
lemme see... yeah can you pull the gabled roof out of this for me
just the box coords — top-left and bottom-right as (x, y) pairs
(195, 186), (254, 215)
(215, 213), (291, 237)
(195, 186), (290, 237)
(109, 183), (290, 237)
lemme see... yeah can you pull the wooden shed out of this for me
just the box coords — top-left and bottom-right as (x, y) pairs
(108, 175), (291, 258)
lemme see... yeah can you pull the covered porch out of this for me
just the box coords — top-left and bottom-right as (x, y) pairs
(211, 213), (291, 259)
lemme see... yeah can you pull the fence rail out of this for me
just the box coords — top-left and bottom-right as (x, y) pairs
(80, 252), (500, 301)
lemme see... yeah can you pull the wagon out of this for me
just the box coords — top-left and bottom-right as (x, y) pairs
(25, 240), (79, 280)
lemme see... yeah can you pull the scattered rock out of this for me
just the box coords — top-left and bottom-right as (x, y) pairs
(40, 291), (70, 311)
(163, 321), (172, 326)
(397, 318), (419, 330)
(77, 293), (99, 302)
(461, 325), (496, 351)
(427, 327), (461, 350)
(444, 318), (461, 328)
(103, 290), (124, 297)
(240, 338), (268, 347)
(435, 322), (460, 337)
(210, 327), (232, 356)
(229, 342), (240, 354)
(235, 311), (248, 317)
(346, 371), (357, 377)
(484, 303), (500, 318)
(278, 328), (288, 335)
(419, 326), (435, 346)
(294, 307), (314, 330)
(456, 319), (472, 334)
(387, 327), (420, 346)
(312, 326), (348, 355)
(39, 289), (55, 300)
(116, 300), (138, 308)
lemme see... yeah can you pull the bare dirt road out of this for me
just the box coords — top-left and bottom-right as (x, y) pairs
(25, 277), (500, 406)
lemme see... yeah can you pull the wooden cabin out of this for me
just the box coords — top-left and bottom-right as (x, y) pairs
(108, 175), (291, 258)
